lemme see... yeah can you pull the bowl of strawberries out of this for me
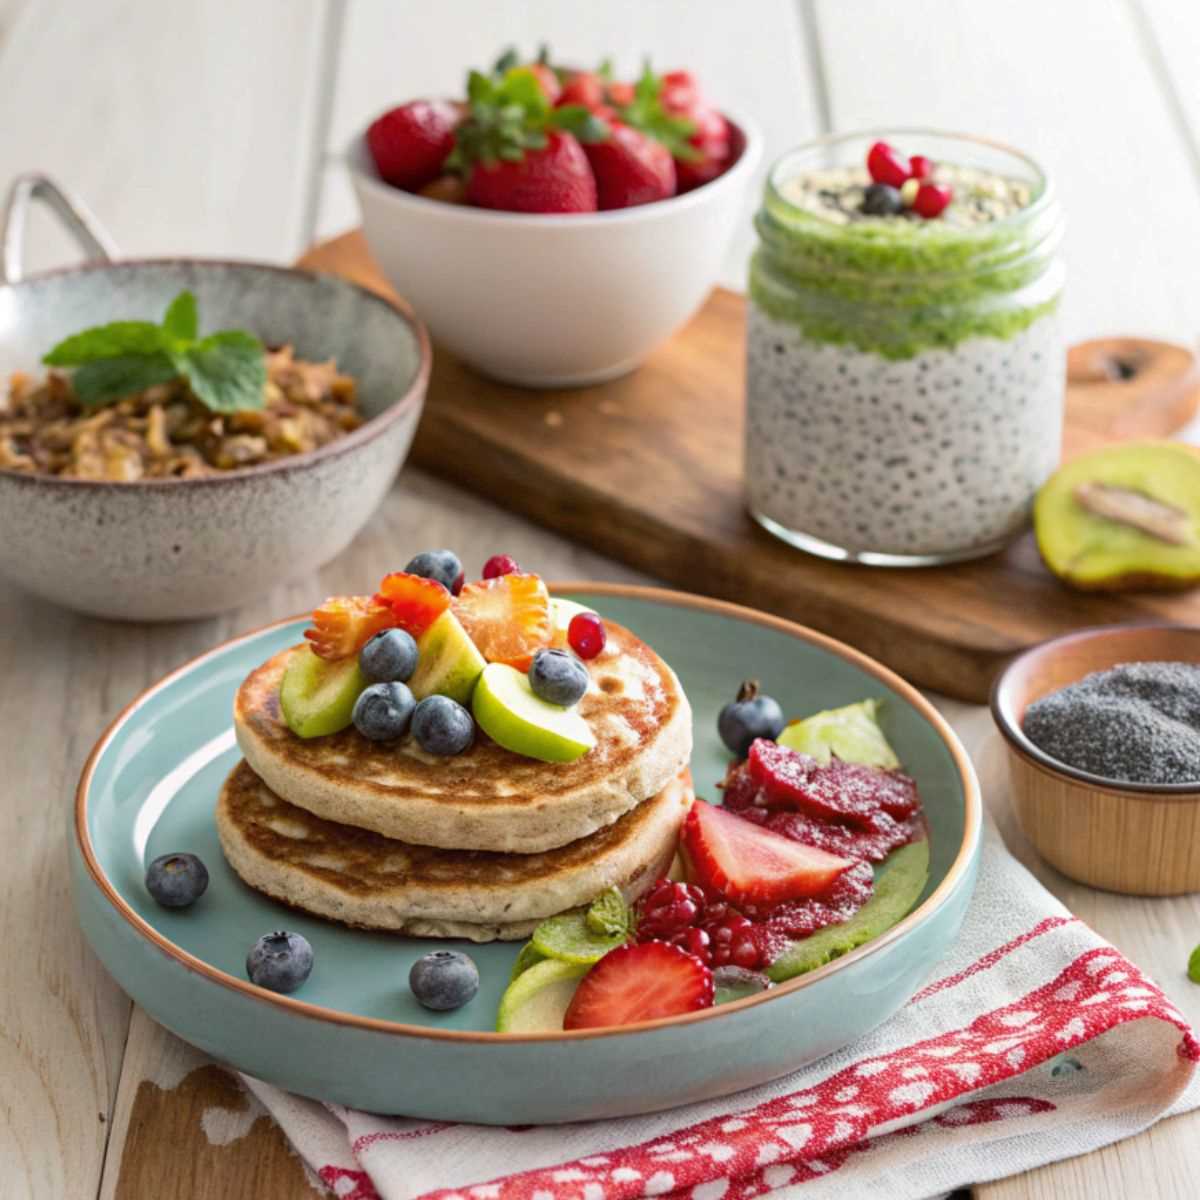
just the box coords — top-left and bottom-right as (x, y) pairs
(348, 50), (761, 388)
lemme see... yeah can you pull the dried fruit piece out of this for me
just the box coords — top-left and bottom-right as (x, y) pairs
(375, 571), (452, 637)
(304, 595), (396, 661)
(454, 573), (552, 670)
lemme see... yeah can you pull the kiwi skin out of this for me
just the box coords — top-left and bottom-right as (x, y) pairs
(1034, 441), (1200, 593)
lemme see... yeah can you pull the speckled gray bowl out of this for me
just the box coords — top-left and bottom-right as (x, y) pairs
(0, 175), (430, 620)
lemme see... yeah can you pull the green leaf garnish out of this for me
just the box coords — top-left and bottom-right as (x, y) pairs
(43, 290), (266, 413)
(1189, 944), (1200, 984)
(585, 887), (631, 939)
(619, 62), (700, 162)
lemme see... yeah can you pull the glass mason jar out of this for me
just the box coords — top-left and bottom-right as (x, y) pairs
(745, 129), (1065, 566)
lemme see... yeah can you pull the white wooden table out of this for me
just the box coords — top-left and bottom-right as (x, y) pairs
(2, 2), (1200, 1196)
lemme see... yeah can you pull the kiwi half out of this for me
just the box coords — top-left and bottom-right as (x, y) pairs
(1034, 441), (1200, 591)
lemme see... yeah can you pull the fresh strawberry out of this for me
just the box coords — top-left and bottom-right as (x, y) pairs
(682, 800), (852, 905)
(504, 63), (562, 105)
(617, 66), (730, 193)
(558, 70), (606, 110)
(604, 80), (636, 108)
(584, 121), (676, 209)
(454, 573), (552, 670)
(563, 942), (713, 1030)
(374, 571), (451, 638)
(466, 128), (598, 213)
(366, 100), (460, 191)
(448, 69), (605, 214)
(304, 596), (396, 661)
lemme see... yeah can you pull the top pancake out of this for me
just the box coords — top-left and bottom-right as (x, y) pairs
(234, 618), (692, 852)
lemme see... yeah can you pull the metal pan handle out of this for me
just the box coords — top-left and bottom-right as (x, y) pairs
(1, 173), (120, 284)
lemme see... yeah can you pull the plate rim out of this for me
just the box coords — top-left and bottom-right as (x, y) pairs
(75, 581), (982, 1042)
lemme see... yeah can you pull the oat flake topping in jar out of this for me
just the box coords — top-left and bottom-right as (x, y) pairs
(745, 129), (1065, 566)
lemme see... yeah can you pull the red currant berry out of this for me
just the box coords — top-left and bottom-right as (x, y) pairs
(866, 140), (910, 188)
(568, 611), (607, 659)
(913, 182), (953, 219)
(909, 154), (934, 181)
(481, 554), (520, 580)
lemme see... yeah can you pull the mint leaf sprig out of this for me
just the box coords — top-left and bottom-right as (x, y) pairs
(43, 290), (267, 413)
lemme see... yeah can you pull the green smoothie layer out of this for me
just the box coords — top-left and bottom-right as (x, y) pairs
(751, 167), (1063, 360)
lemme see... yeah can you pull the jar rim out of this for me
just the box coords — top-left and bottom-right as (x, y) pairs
(765, 127), (1056, 241)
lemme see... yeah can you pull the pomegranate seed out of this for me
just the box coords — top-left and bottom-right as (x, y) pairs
(909, 154), (934, 181)
(680, 927), (712, 963)
(482, 554), (520, 580)
(866, 140), (910, 188)
(568, 611), (607, 659)
(913, 182), (953, 219)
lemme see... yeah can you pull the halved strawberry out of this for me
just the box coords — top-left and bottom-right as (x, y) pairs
(563, 942), (713, 1030)
(375, 571), (451, 638)
(304, 596), (396, 661)
(682, 800), (852, 905)
(453, 573), (552, 670)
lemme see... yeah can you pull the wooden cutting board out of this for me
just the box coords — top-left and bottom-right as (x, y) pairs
(298, 231), (1200, 702)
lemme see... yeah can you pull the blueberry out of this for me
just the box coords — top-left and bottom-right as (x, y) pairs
(246, 930), (314, 994)
(861, 183), (904, 216)
(528, 648), (589, 707)
(145, 852), (209, 908)
(404, 549), (464, 595)
(409, 949), (480, 1011)
(717, 680), (785, 758)
(352, 681), (415, 741)
(360, 627), (419, 683)
(411, 694), (474, 756)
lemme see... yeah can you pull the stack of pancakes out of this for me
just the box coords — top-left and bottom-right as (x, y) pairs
(217, 619), (694, 941)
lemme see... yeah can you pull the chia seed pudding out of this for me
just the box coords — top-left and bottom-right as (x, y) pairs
(745, 131), (1066, 565)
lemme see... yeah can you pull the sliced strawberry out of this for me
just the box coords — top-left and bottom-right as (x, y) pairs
(747, 739), (921, 827)
(304, 596), (396, 661)
(682, 800), (852, 905)
(563, 942), (713, 1030)
(453, 572), (552, 670)
(374, 571), (451, 638)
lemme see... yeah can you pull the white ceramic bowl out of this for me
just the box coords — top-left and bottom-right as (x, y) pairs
(348, 115), (761, 387)
(0, 175), (431, 621)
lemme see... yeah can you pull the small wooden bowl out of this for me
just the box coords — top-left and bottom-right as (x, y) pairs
(991, 623), (1200, 896)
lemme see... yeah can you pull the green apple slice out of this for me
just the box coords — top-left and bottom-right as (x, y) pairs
(509, 940), (547, 981)
(778, 699), (900, 769)
(550, 597), (597, 647)
(496, 958), (588, 1032)
(473, 663), (597, 763)
(279, 645), (368, 739)
(408, 611), (486, 705)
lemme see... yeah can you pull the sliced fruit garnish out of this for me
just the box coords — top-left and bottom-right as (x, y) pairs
(563, 941), (714, 1030)
(375, 571), (452, 638)
(682, 800), (852, 905)
(303, 595), (396, 661)
(747, 739), (921, 826)
(531, 909), (628, 965)
(496, 958), (588, 1033)
(549, 596), (597, 648)
(280, 645), (368, 738)
(777, 699), (900, 770)
(454, 572), (552, 670)
(472, 662), (597, 763)
(408, 610), (487, 705)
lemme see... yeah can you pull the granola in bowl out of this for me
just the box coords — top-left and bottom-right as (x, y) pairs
(0, 345), (362, 481)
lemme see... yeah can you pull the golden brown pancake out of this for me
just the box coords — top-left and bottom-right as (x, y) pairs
(216, 759), (692, 941)
(233, 618), (692, 853)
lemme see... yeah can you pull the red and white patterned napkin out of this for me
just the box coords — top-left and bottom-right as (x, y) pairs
(242, 820), (1199, 1200)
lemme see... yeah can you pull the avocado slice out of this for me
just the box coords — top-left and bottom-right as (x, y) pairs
(1034, 441), (1200, 591)
(766, 837), (930, 983)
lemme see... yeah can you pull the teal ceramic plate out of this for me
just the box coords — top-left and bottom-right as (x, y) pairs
(73, 584), (981, 1122)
